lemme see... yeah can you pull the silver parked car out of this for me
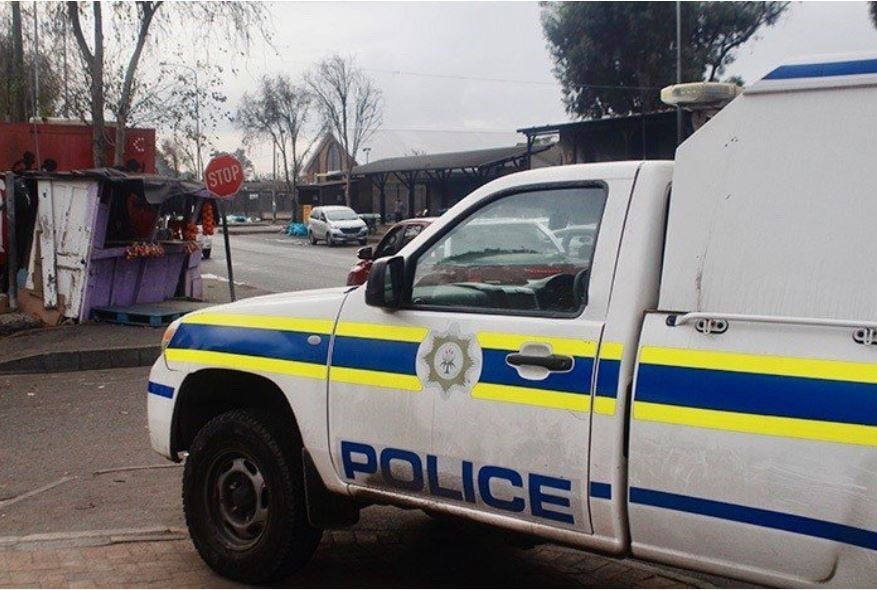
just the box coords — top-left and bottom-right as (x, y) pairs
(307, 206), (368, 246)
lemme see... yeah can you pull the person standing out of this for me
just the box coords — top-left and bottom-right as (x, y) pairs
(394, 196), (403, 223)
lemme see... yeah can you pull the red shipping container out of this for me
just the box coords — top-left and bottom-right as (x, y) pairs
(0, 122), (156, 174)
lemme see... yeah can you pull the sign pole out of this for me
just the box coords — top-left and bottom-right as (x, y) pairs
(204, 154), (245, 303)
(219, 200), (236, 302)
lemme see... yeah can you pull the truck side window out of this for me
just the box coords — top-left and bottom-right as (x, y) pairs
(410, 186), (607, 315)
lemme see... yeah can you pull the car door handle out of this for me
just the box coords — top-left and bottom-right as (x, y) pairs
(506, 353), (573, 372)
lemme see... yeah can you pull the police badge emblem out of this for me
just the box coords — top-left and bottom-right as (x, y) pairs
(416, 324), (482, 397)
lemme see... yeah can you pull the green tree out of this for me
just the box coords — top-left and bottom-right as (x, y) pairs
(542, 1), (787, 118)
(0, 3), (63, 121)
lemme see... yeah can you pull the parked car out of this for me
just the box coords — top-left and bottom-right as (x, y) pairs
(308, 206), (369, 246)
(346, 218), (435, 285)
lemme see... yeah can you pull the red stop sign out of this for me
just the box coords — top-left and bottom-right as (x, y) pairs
(204, 155), (244, 198)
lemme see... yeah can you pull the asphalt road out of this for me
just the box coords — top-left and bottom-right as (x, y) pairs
(203, 233), (363, 293)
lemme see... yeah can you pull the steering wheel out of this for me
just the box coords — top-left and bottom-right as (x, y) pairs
(573, 268), (590, 307)
(536, 273), (576, 312)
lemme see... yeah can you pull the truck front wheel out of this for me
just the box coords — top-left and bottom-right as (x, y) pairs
(183, 409), (321, 583)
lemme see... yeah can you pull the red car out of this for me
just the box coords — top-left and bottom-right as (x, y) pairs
(346, 218), (435, 286)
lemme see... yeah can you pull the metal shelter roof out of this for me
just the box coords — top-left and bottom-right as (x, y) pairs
(517, 110), (678, 136)
(350, 144), (548, 177)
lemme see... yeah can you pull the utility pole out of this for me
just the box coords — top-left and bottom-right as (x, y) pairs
(272, 142), (277, 223)
(676, 0), (683, 146)
(33, 3), (40, 119)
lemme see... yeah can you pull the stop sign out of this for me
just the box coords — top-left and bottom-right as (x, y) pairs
(204, 154), (244, 198)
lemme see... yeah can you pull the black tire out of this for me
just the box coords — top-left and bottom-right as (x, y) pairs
(202, 248), (211, 260)
(326, 234), (335, 247)
(308, 231), (317, 245)
(358, 239), (367, 246)
(183, 409), (322, 584)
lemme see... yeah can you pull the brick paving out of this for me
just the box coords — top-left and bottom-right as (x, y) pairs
(0, 522), (708, 589)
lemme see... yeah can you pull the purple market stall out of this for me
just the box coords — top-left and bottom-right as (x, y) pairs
(17, 169), (218, 324)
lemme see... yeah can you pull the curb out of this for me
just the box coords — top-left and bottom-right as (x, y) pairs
(0, 345), (161, 375)
(220, 227), (286, 235)
(0, 527), (188, 552)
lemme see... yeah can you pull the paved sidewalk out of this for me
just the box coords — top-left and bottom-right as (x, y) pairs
(0, 278), (271, 375)
(0, 527), (705, 589)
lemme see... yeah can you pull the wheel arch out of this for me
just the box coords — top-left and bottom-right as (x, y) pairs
(171, 368), (302, 459)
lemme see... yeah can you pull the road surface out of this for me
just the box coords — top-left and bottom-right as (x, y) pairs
(204, 233), (362, 293)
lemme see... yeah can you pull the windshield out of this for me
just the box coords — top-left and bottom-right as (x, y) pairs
(441, 222), (563, 263)
(325, 209), (359, 221)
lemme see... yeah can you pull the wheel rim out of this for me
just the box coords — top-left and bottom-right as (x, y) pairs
(206, 452), (270, 551)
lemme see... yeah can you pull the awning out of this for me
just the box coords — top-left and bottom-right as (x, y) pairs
(19, 168), (212, 204)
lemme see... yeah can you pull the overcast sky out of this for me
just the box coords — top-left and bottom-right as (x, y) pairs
(205, 1), (877, 174)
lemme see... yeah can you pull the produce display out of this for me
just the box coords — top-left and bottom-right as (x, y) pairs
(201, 201), (216, 235)
(125, 242), (165, 259)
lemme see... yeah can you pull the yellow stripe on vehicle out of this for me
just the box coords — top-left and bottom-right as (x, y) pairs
(182, 312), (334, 335)
(593, 396), (617, 416)
(330, 367), (422, 391)
(639, 346), (877, 384)
(633, 401), (877, 447)
(477, 332), (598, 358)
(599, 342), (624, 361)
(165, 348), (327, 380)
(472, 382), (591, 412)
(335, 322), (429, 343)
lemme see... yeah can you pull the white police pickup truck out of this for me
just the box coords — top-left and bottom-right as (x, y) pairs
(148, 53), (877, 586)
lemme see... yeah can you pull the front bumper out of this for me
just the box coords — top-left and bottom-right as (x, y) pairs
(147, 358), (186, 460)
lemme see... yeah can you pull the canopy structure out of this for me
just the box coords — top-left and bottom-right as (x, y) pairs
(20, 168), (213, 204)
(351, 144), (549, 220)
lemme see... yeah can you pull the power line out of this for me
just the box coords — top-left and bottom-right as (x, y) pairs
(365, 68), (661, 92)
(375, 127), (521, 135)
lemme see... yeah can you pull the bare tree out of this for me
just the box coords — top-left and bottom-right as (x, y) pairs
(307, 55), (382, 206)
(237, 75), (320, 203)
(67, 1), (106, 166)
(65, 2), (270, 168)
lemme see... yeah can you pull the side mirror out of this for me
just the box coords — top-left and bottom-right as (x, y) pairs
(357, 246), (373, 260)
(365, 256), (405, 309)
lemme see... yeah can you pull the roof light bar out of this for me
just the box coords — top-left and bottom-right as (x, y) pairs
(660, 82), (742, 109)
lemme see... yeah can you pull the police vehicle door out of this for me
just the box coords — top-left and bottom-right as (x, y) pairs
(330, 177), (631, 533)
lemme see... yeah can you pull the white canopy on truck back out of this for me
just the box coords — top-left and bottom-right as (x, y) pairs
(659, 52), (877, 322)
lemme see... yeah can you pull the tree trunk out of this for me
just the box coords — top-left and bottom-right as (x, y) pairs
(10, 2), (25, 122)
(113, 2), (160, 166)
(91, 3), (106, 167)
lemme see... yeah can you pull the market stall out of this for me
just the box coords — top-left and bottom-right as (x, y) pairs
(14, 169), (217, 324)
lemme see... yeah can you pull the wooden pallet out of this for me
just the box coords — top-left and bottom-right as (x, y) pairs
(91, 301), (206, 327)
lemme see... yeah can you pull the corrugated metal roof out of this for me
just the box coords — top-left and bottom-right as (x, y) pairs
(351, 144), (546, 176)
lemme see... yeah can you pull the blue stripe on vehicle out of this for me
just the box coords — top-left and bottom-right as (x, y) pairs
(480, 349), (592, 395)
(169, 324), (329, 365)
(764, 58), (877, 80)
(630, 487), (877, 551)
(147, 381), (174, 399)
(331, 336), (419, 375)
(590, 481), (612, 499)
(636, 363), (877, 427)
(596, 359), (620, 398)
